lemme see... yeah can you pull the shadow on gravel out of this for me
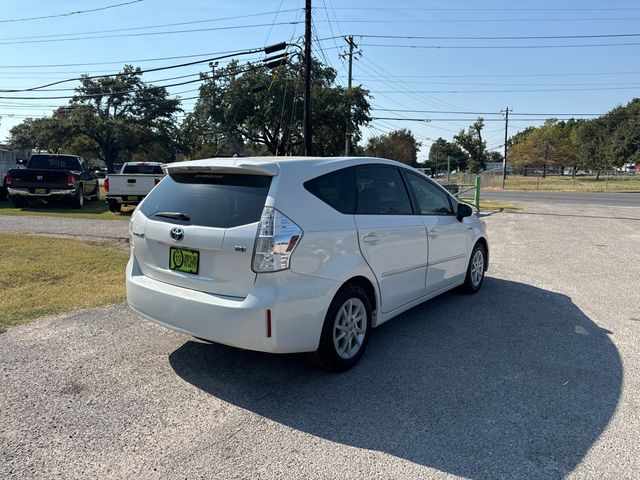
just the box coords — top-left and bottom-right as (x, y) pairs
(169, 278), (622, 479)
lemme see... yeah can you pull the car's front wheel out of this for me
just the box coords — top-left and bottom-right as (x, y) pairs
(462, 242), (486, 293)
(310, 285), (372, 372)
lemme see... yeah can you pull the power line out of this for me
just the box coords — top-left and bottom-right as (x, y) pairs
(0, 0), (142, 23)
(358, 41), (640, 50)
(348, 71), (640, 78)
(372, 117), (578, 122)
(0, 22), (302, 46)
(369, 86), (640, 93)
(349, 32), (640, 41)
(313, 17), (640, 24)
(372, 108), (606, 116)
(0, 9), (302, 43)
(0, 47), (276, 92)
(0, 49), (269, 70)
(326, 7), (640, 11)
(0, 62), (268, 100)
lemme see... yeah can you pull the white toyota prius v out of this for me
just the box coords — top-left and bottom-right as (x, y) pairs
(126, 156), (489, 371)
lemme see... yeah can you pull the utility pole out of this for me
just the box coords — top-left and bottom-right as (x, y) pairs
(501, 107), (512, 189)
(303, 0), (313, 156)
(344, 35), (356, 156)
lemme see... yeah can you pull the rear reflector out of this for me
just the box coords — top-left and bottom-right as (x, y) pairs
(4, 173), (11, 186)
(104, 177), (109, 192)
(266, 310), (272, 338)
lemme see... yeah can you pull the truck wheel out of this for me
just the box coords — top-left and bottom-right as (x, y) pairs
(108, 200), (121, 213)
(11, 197), (26, 208)
(72, 186), (84, 209)
(89, 182), (99, 201)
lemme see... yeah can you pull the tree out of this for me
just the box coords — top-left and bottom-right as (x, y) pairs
(181, 59), (370, 157)
(426, 137), (469, 174)
(488, 150), (504, 164)
(8, 116), (73, 153)
(509, 119), (574, 177)
(363, 129), (421, 166)
(65, 65), (182, 171)
(454, 118), (488, 173)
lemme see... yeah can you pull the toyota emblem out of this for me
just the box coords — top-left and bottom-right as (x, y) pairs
(170, 227), (184, 241)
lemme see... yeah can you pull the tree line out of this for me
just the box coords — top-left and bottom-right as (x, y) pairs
(6, 59), (640, 175)
(508, 100), (640, 177)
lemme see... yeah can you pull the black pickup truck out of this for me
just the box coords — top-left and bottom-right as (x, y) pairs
(5, 154), (99, 209)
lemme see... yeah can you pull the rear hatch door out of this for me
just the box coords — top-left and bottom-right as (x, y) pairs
(131, 165), (275, 298)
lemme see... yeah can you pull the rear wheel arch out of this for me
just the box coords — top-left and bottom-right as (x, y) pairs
(341, 275), (378, 320)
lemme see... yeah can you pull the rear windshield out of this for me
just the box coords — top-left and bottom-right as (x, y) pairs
(140, 172), (272, 228)
(28, 155), (81, 171)
(122, 164), (164, 174)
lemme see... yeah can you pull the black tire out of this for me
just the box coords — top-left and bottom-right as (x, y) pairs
(11, 196), (25, 208)
(71, 185), (84, 209)
(108, 200), (121, 213)
(89, 182), (99, 201)
(310, 285), (372, 372)
(461, 242), (486, 293)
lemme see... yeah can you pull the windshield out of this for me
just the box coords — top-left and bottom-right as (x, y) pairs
(28, 155), (81, 171)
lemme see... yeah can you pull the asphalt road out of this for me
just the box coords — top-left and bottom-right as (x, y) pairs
(1, 202), (640, 479)
(480, 189), (640, 207)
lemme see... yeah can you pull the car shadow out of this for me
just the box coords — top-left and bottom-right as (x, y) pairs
(168, 278), (622, 479)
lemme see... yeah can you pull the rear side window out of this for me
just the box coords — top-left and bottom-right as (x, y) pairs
(356, 166), (413, 215)
(304, 167), (355, 214)
(140, 173), (271, 228)
(122, 164), (164, 174)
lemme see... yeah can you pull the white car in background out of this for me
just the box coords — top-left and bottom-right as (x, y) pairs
(126, 157), (489, 371)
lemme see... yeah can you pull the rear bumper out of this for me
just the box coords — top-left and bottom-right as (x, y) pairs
(106, 194), (145, 205)
(8, 187), (76, 198)
(126, 256), (340, 353)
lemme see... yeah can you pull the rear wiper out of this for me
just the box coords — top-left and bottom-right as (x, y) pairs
(154, 211), (190, 221)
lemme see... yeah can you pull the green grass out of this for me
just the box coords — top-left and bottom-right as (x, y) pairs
(0, 187), (132, 221)
(501, 175), (640, 192)
(460, 198), (521, 212)
(0, 233), (130, 330)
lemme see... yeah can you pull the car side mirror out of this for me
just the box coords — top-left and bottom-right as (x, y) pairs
(457, 203), (473, 221)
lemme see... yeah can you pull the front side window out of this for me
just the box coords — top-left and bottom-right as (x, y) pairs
(355, 166), (413, 215)
(406, 173), (454, 215)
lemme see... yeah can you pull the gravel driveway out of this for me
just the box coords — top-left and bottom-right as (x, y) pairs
(0, 215), (129, 245)
(1, 202), (639, 479)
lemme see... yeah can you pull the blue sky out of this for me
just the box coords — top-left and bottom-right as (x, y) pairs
(1, 0), (640, 159)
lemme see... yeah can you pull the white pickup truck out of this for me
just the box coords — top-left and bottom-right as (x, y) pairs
(104, 162), (165, 212)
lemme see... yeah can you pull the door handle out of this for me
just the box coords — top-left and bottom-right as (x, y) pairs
(362, 233), (381, 243)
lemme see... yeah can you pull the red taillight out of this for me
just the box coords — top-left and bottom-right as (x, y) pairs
(67, 174), (74, 187)
(104, 177), (109, 192)
(4, 173), (11, 186)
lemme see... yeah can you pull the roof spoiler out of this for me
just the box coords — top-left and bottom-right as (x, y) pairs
(164, 162), (279, 177)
